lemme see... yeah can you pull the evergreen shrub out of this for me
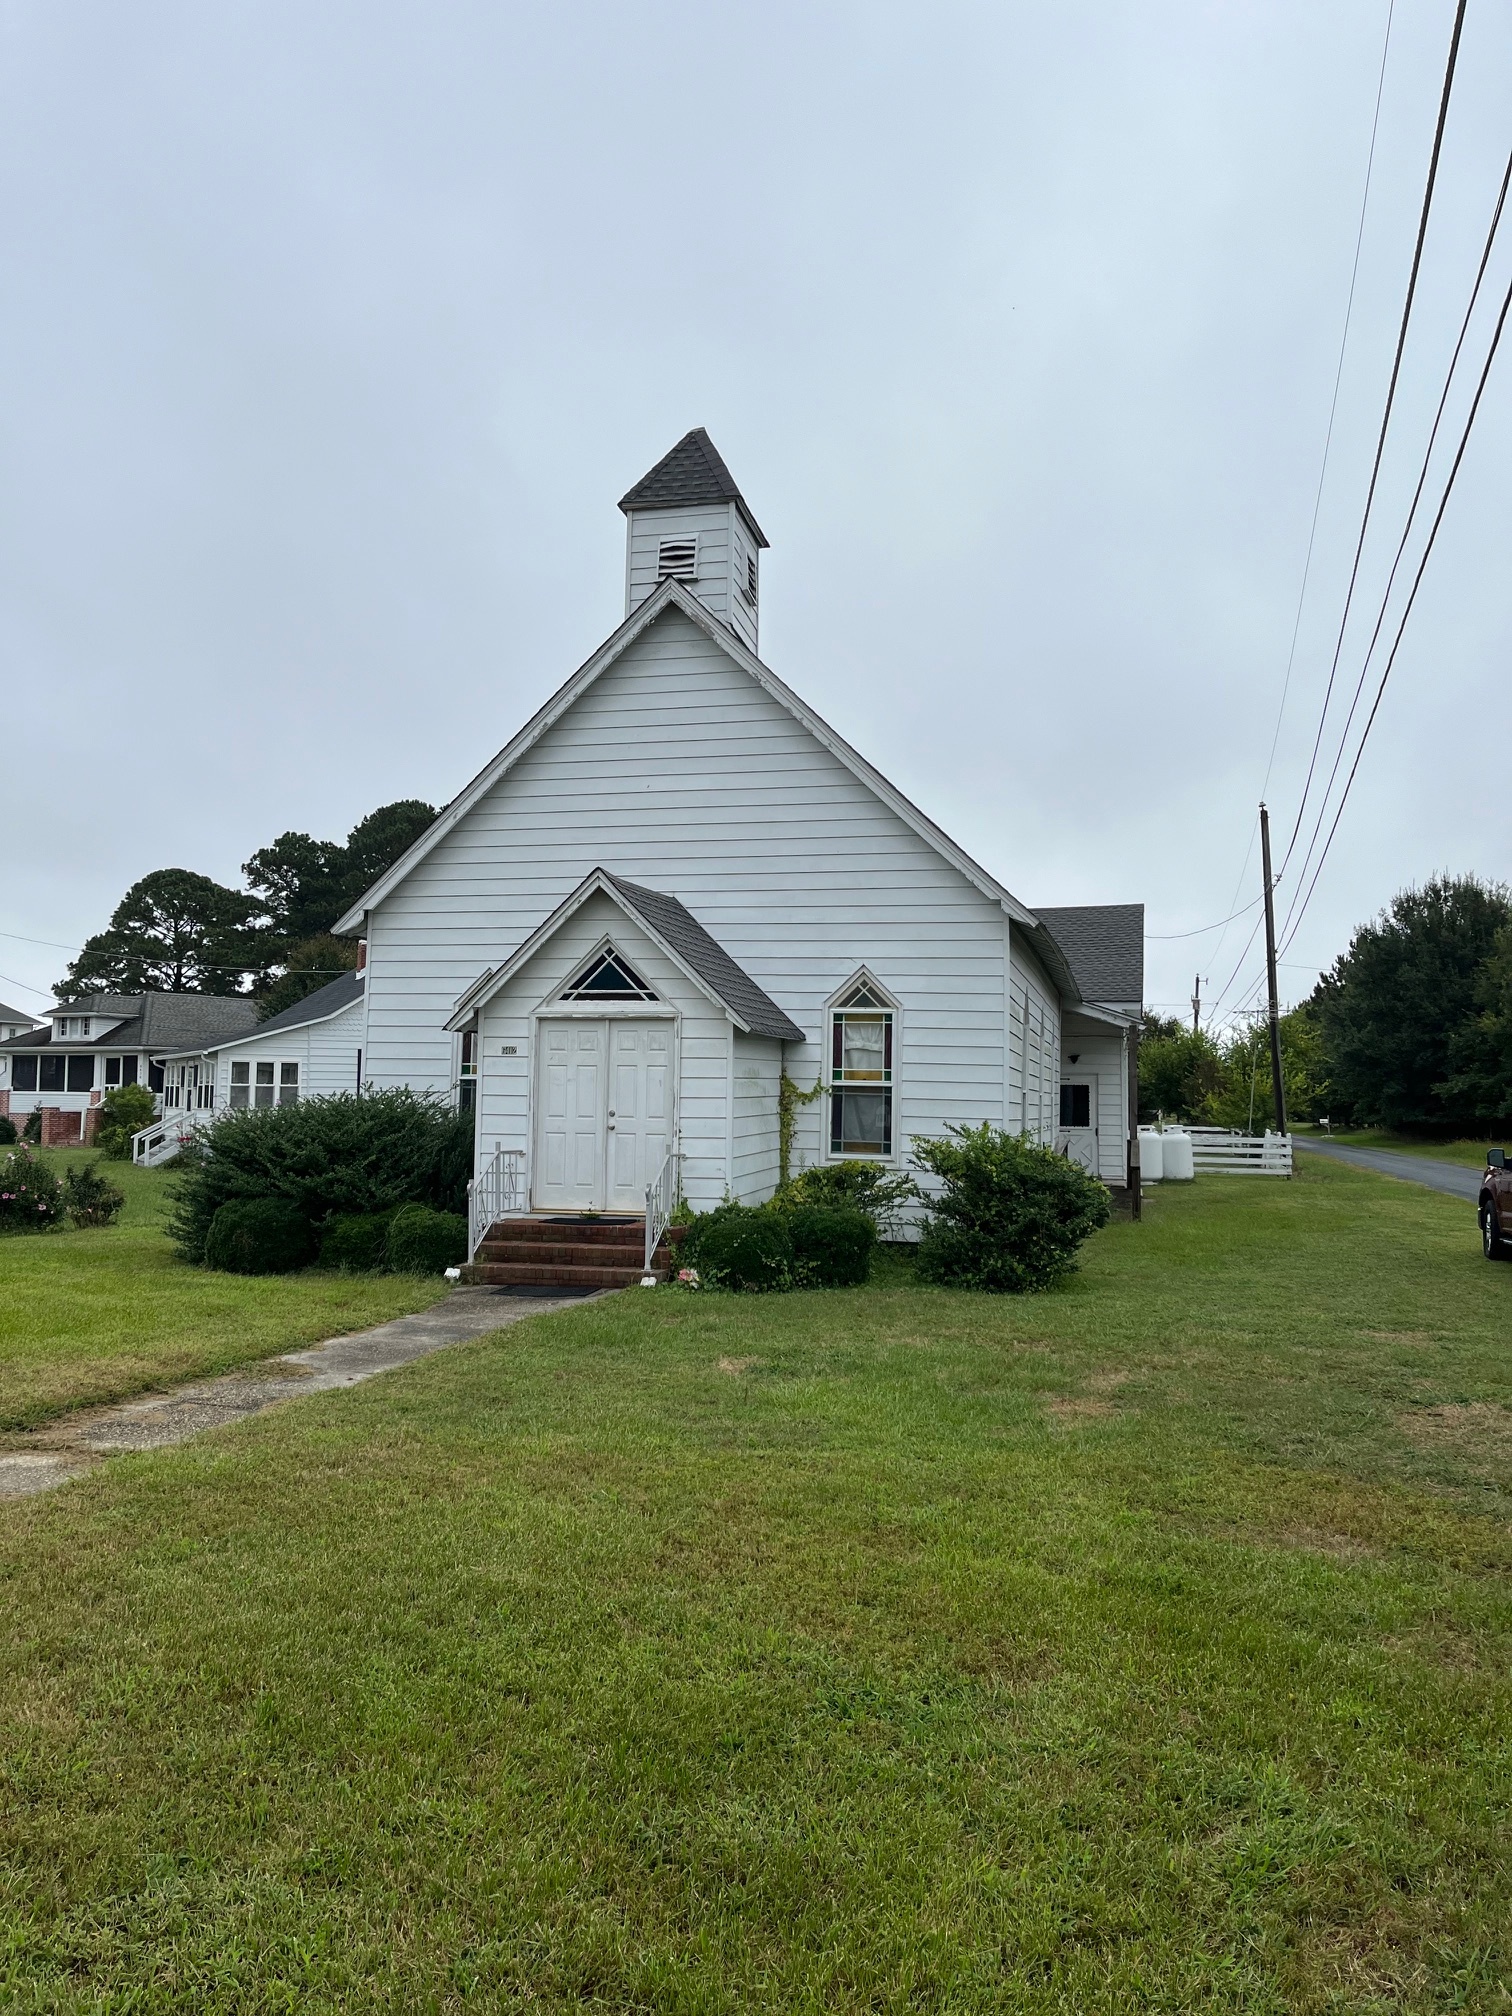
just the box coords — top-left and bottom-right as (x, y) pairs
(204, 1197), (314, 1275)
(21, 1110), (41, 1144)
(0, 1147), (64, 1233)
(775, 1159), (912, 1234)
(169, 1089), (473, 1264)
(786, 1203), (875, 1286)
(95, 1083), (158, 1159)
(319, 1211), (398, 1273)
(61, 1161), (125, 1228)
(0, 1115), (15, 1146)
(913, 1123), (1111, 1293)
(385, 1203), (467, 1274)
(687, 1205), (793, 1292)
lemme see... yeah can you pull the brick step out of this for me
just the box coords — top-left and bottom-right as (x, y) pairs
(464, 1261), (666, 1289)
(477, 1238), (661, 1268)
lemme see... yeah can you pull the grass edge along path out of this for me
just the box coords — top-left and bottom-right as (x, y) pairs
(0, 1152), (450, 1433)
(1, 1161), (1510, 2011)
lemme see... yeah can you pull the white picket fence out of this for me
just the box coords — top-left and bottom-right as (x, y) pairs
(1183, 1127), (1293, 1176)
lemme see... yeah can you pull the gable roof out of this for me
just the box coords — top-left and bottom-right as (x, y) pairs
(239, 970), (364, 1041)
(618, 428), (769, 547)
(0, 1000), (40, 1027)
(1033, 904), (1144, 1007)
(0, 992), (259, 1055)
(334, 580), (1041, 944)
(447, 868), (805, 1042)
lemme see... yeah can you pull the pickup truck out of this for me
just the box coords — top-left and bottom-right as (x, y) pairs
(1479, 1148), (1512, 1259)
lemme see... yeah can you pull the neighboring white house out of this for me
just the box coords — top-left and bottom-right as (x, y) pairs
(328, 428), (1143, 1217)
(157, 970), (366, 1117)
(0, 1000), (42, 1045)
(0, 993), (258, 1144)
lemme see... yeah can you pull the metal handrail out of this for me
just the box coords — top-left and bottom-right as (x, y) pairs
(643, 1140), (681, 1276)
(467, 1146), (525, 1261)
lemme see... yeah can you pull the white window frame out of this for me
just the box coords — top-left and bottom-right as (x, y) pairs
(824, 969), (901, 1164)
(227, 1057), (300, 1109)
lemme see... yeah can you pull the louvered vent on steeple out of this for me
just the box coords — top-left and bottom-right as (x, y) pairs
(656, 538), (698, 582)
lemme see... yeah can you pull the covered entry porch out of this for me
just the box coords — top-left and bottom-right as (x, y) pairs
(448, 868), (802, 1277)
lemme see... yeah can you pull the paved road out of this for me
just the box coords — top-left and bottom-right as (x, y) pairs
(1293, 1136), (1484, 1203)
(0, 1285), (597, 1502)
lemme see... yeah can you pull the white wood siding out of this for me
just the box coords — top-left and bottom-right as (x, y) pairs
(363, 603), (1057, 1193)
(731, 1032), (782, 1203)
(472, 890), (733, 1212)
(209, 997), (365, 1104)
(626, 504), (756, 648)
(1006, 935), (1060, 1147)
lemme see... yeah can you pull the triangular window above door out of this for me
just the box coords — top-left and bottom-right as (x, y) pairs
(561, 946), (658, 1001)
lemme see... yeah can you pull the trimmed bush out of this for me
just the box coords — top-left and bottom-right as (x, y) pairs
(168, 1089), (475, 1264)
(95, 1083), (158, 1159)
(61, 1161), (125, 1229)
(204, 1197), (314, 1276)
(21, 1110), (40, 1144)
(912, 1123), (1111, 1293)
(776, 1160), (912, 1234)
(688, 1205), (793, 1292)
(787, 1203), (875, 1287)
(319, 1211), (398, 1273)
(0, 1115), (16, 1147)
(0, 1147), (63, 1233)
(385, 1204), (467, 1275)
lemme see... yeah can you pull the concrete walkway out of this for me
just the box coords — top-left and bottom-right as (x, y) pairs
(0, 1286), (596, 1503)
(1294, 1137), (1485, 1203)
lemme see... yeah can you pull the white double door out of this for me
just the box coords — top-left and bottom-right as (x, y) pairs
(532, 1017), (672, 1211)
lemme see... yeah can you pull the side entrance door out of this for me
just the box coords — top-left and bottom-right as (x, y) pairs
(1059, 1078), (1098, 1174)
(533, 1017), (672, 1211)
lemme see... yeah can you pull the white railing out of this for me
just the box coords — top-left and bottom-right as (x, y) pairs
(644, 1141), (682, 1276)
(1184, 1127), (1293, 1176)
(467, 1146), (525, 1262)
(131, 1110), (206, 1167)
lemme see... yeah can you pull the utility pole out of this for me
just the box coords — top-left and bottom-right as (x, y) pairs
(1259, 802), (1288, 1136)
(1191, 973), (1201, 1034)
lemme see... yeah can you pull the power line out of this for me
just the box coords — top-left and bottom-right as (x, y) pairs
(1146, 895), (1262, 940)
(1259, 0), (1397, 810)
(1279, 0), (1468, 879)
(1277, 262), (1512, 959)
(1277, 131), (1512, 944)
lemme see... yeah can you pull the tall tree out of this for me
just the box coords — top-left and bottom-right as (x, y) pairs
(58, 870), (263, 997)
(1313, 874), (1512, 1131)
(241, 800), (438, 963)
(336, 800), (438, 915)
(241, 832), (348, 948)
(1438, 921), (1512, 1127)
(254, 934), (361, 1023)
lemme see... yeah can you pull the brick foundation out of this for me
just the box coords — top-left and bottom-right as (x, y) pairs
(40, 1107), (83, 1147)
(0, 1090), (9, 1121)
(82, 1103), (103, 1147)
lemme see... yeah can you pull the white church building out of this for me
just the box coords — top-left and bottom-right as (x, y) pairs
(331, 430), (1142, 1237)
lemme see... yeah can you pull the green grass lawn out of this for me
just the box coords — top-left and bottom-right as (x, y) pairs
(0, 1150), (449, 1431)
(1293, 1125), (1506, 1169)
(2, 1160), (1510, 2011)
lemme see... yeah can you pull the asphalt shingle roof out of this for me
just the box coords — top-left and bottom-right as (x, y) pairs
(250, 971), (364, 1039)
(0, 992), (259, 1054)
(604, 875), (804, 1041)
(0, 1001), (39, 1028)
(617, 428), (769, 547)
(1032, 905), (1145, 1009)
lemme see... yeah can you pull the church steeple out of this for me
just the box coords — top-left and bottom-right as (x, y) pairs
(618, 428), (767, 653)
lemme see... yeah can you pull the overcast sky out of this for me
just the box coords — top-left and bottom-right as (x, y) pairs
(3, 0), (1509, 1023)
